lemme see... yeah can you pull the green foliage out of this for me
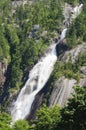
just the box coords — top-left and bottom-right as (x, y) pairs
(66, 3), (86, 48)
(0, 86), (86, 130)
(0, 112), (12, 130)
(45, 51), (86, 103)
(0, 113), (32, 130)
(66, 25), (78, 49)
(60, 86), (86, 130)
(0, 0), (64, 114)
(34, 104), (61, 130)
(65, 0), (86, 5)
(13, 120), (30, 130)
(0, 0), (11, 62)
(77, 51), (86, 66)
(51, 60), (81, 81)
(64, 0), (79, 5)
(0, 25), (10, 62)
(0, 1), (86, 130)
(0, 0), (63, 93)
(5, 25), (23, 89)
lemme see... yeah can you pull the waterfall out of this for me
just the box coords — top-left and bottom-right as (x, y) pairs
(11, 25), (68, 122)
(11, 3), (83, 123)
(72, 4), (83, 19)
(60, 28), (67, 40)
(11, 44), (57, 122)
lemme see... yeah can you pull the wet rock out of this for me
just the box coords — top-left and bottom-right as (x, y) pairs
(56, 42), (69, 56)
(28, 90), (44, 120)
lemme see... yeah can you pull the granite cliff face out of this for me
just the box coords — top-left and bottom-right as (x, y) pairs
(49, 77), (76, 107)
(27, 42), (86, 119)
(0, 1), (86, 123)
(0, 63), (5, 88)
(61, 42), (86, 63)
(48, 42), (85, 107)
(9, 2), (86, 121)
(49, 75), (86, 107)
(0, 59), (8, 94)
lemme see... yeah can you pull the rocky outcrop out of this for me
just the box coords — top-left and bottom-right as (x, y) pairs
(49, 42), (86, 107)
(0, 60), (7, 88)
(11, 0), (27, 8)
(61, 42), (86, 63)
(29, 70), (86, 119)
(80, 66), (86, 76)
(49, 77), (76, 107)
(79, 66), (86, 87)
(0, 58), (8, 104)
(49, 53), (86, 107)
(49, 76), (86, 107)
(79, 78), (86, 87)
(6, 2), (85, 121)
(0, 63), (5, 88)
(28, 88), (45, 120)
(28, 42), (86, 119)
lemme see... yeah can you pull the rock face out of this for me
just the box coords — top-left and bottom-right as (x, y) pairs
(49, 43), (86, 107)
(29, 74), (86, 119)
(28, 87), (45, 120)
(28, 42), (86, 119)
(0, 59), (8, 104)
(79, 78), (86, 87)
(79, 66), (86, 87)
(49, 75), (86, 108)
(0, 62), (7, 88)
(11, 0), (27, 7)
(80, 66), (86, 76)
(61, 42), (86, 63)
(49, 77), (76, 107)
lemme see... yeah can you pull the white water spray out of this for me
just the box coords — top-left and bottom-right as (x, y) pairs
(60, 28), (67, 40)
(72, 4), (83, 19)
(11, 3), (83, 122)
(11, 22), (68, 122)
(11, 44), (57, 122)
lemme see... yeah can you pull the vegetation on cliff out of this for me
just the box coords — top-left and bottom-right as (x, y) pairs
(0, 86), (86, 130)
(0, 0), (63, 92)
(0, 0), (86, 130)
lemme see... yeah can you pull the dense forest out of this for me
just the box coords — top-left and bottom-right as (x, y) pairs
(0, 86), (86, 130)
(0, 0), (86, 130)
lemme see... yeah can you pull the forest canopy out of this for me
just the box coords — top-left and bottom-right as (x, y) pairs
(0, 0), (86, 130)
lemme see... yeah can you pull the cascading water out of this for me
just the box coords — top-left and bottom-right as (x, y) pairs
(11, 44), (57, 122)
(60, 28), (67, 40)
(11, 28), (67, 122)
(72, 4), (83, 19)
(11, 3), (83, 123)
